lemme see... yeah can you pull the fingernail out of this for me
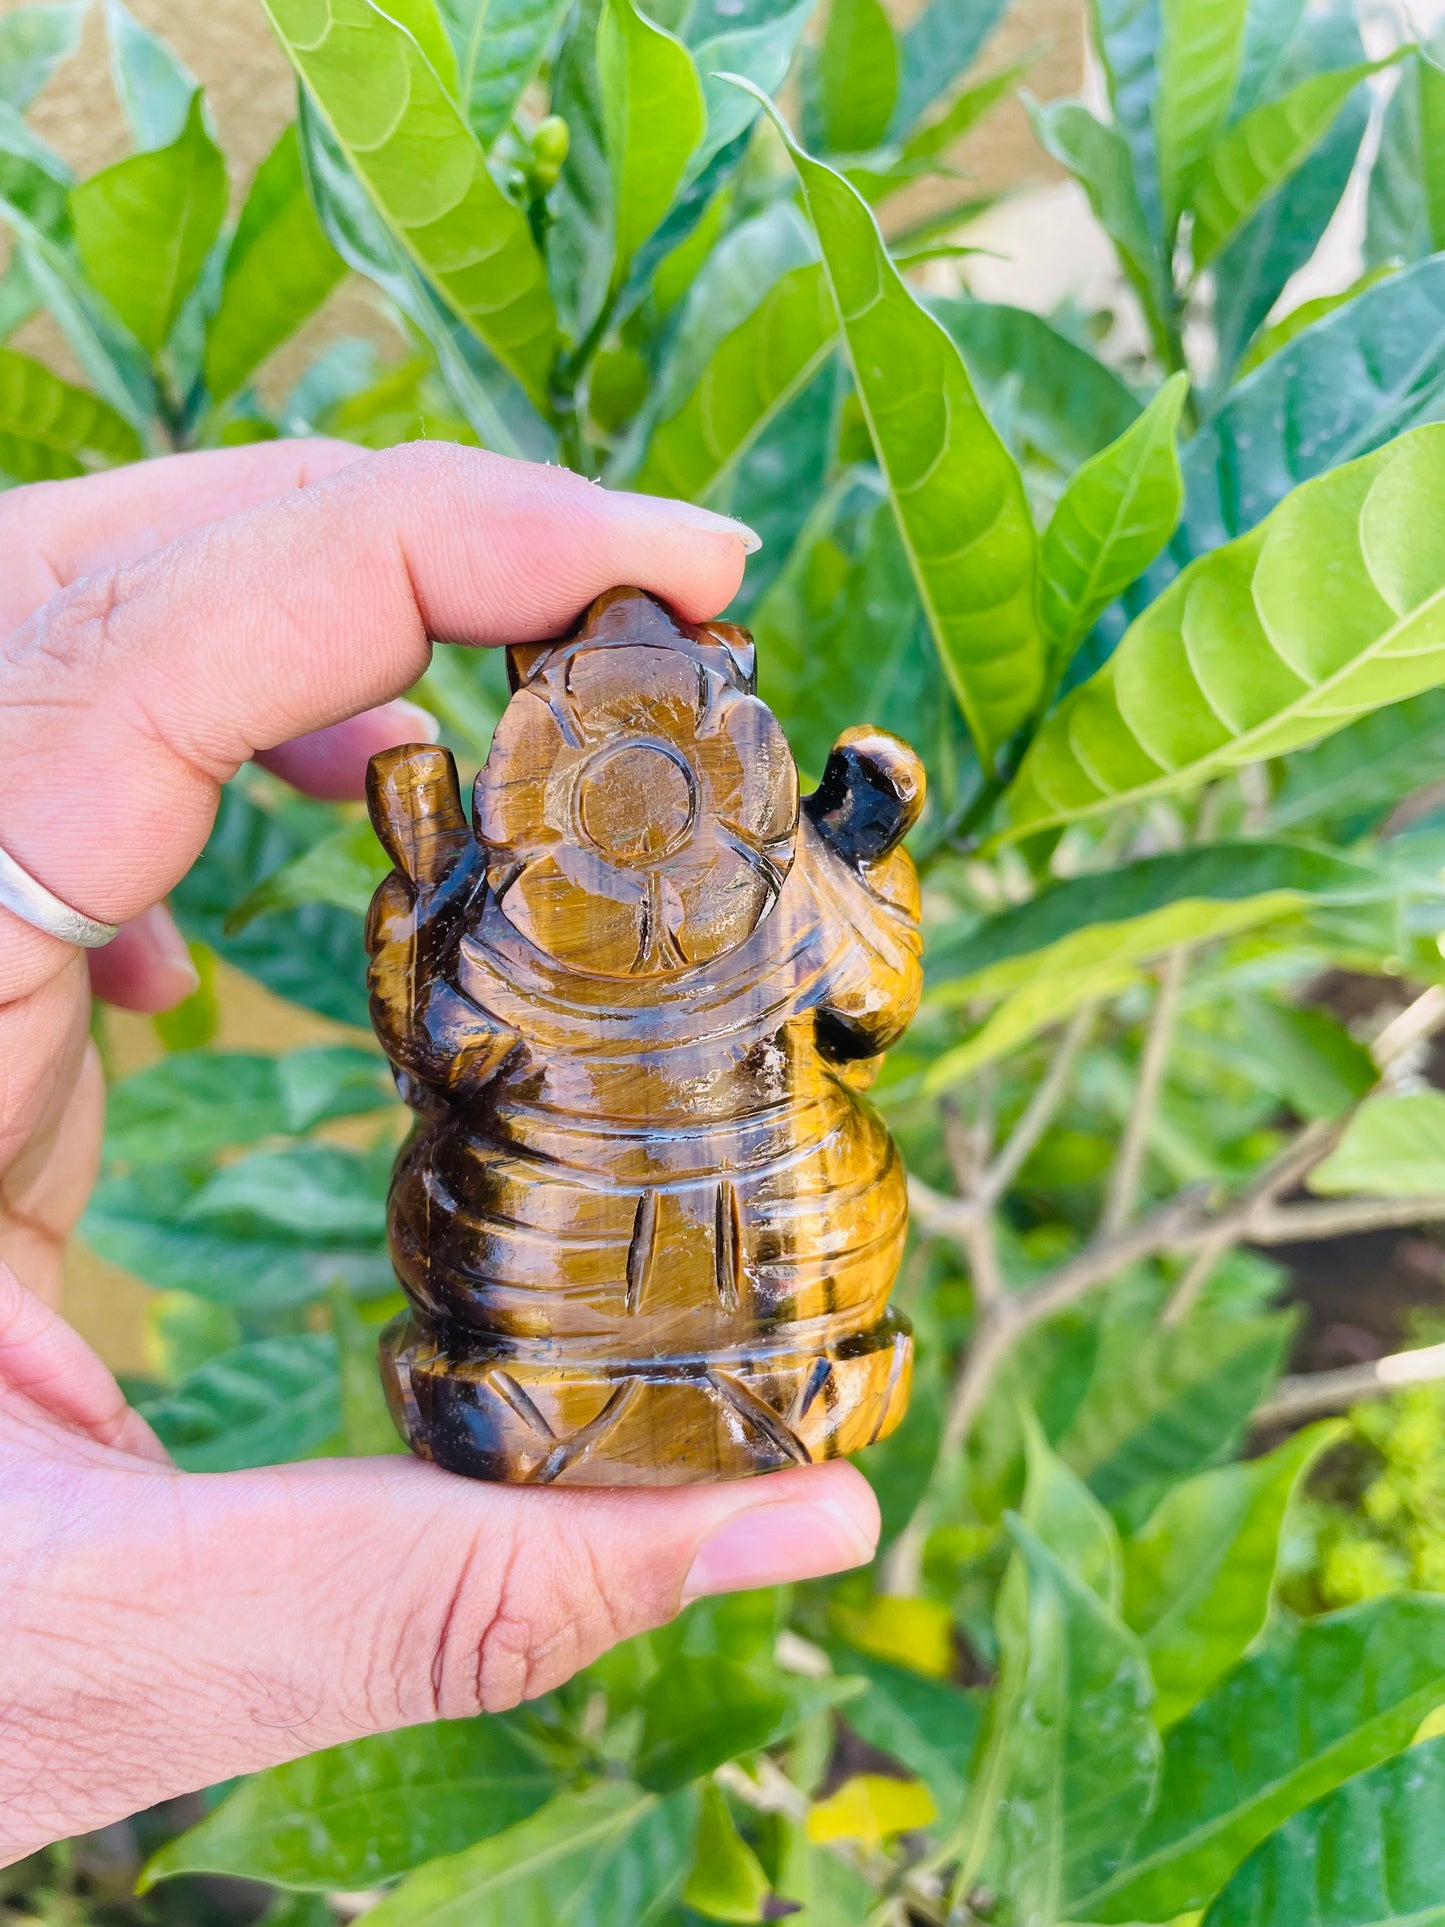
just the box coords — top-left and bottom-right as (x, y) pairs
(682, 1499), (877, 1602)
(138, 903), (199, 993)
(630, 493), (762, 554)
(383, 698), (441, 743)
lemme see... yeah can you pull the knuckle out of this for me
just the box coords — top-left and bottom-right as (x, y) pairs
(3, 561), (139, 682)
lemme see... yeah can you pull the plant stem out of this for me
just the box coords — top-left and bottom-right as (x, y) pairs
(1101, 946), (1186, 1235)
(982, 1002), (1095, 1202)
(1254, 1341), (1445, 1427)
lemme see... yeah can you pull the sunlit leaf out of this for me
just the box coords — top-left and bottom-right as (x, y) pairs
(1122, 1422), (1342, 1728)
(227, 814), (390, 929)
(1309, 1092), (1445, 1198)
(138, 1335), (340, 1471)
(0, 2), (85, 114)
(598, 0), (704, 278)
(0, 344), (140, 483)
(1154, 0), (1249, 224)
(70, 91), (226, 353)
(143, 1718), (555, 1890)
(811, 0), (897, 154)
(1006, 425), (1445, 840)
(634, 1657), (790, 1792)
(748, 84), (1044, 769)
(439, 0), (570, 146)
(1234, 1000), (1377, 1120)
(1083, 1598), (1445, 1920)
(681, 1783), (770, 1924)
(805, 1775), (935, 1848)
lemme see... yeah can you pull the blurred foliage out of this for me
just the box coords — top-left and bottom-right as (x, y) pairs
(12, 0), (1445, 1920)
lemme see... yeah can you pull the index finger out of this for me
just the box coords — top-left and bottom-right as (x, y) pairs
(0, 440), (755, 938)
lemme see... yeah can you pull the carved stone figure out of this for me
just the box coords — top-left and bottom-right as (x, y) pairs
(365, 587), (925, 1484)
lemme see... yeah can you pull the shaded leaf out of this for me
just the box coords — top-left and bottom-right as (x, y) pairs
(1041, 371), (1186, 659)
(143, 1717), (554, 1891)
(598, 0), (704, 278)
(1202, 1735), (1445, 1927)
(1088, 0), (1164, 232)
(892, 0), (1007, 137)
(204, 124), (345, 407)
(1234, 1001), (1376, 1120)
(1005, 426), (1445, 840)
(812, 0), (897, 154)
(70, 91), (226, 354)
(103, 1046), (390, 1169)
(104, 0), (197, 149)
(440, 0), (571, 147)
(1238, 267), (1396, 378)
(1367, 48), (1445, 268)
(361, 1781), (697, 1927)
(831, 1649), (982, 1823)
(1122, 1421), (1341, 1728)
(754, 87), (1044, 768)
(330, 1283), (408, 1456)
(227, 813), (390, 928)
(0, 344), (140, 482)
(137, 1334), (340, 1471)
(1084, 1597), (1445, 1920)
(961, 1518), (1160, 1915)
(261, 0), (555, 407)
(635, 1658), (790, 1792)
(1309, 1092), (1445, 1198)
(0, 2), (85, 114)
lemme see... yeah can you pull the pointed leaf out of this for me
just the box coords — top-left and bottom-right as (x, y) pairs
(261, 0), (555, 407)
(961, 1518), (1160, 1915)
(0, 344), (140, 482)
(1191, 58), (1387, 266)
(70, 92), (227, 353)
(360, 1782), (697, 1927)
(1369, 48), (1445, 268)
(1005, 424), (1445, 840)
(1309, 1092), (1445, 1198)
(227, 813), (391, 927)
(747, 85), (1044, 768)
(440, 0), (571, 147)
(1085, 1598), (1445, 1921)
(1122, 1422), (1341, 1728)
(1088, 0), (1164, 232)
(812, 0), (898, 154)
(598, 0), (705, 275)
(105, 0), (197, 149)
(1202, 1735), (1445, 1927)
(137, 1334), (340, 1471)
(0, 2), (84, 114)
(204, 124), (345, 406)
(1041, 372), (1186, 658)
(692, 0), (813, 175)
(143, 1718), (555, 1891)
(682, 1782), (770, 1923)
(1154, 0), (1249, 224)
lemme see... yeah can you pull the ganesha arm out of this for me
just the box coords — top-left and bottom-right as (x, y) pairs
(804, 727), (926, 1063)
(364, 745), (517, 1096)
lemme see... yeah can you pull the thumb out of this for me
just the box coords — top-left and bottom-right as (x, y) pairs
(10, 1451), (877, 1852)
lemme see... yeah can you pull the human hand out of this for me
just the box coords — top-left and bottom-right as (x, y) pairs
(0, 442), (880, 1865)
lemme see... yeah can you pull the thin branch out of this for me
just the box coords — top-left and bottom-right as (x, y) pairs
(1254, 1341), (1445, 1428)
(1249, 1195), (1445, 1242)
(1101, 947), (1187, 1234)
(958, 1205), (1007, 1314)
(983, 1002), (1096, 1202)
(1372, 984), (1445, 1072)
(908, 1174), (979, 1244)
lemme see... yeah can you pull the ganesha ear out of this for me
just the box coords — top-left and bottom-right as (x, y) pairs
(366, 745), (471, 889)
(804, 727), (927, 866)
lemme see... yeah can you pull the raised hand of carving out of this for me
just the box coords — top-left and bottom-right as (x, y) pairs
(365, 588), (924, 1485)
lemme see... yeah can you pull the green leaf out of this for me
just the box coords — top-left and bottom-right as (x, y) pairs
(1058, 1311), (1293, 1515)
(137, 1334), (340, 1471)
(634, 1658), (790, 1792)
(1122, 1422), (1341, 1729)
(691, 0), (812, 179)
(1083, 1597), (1445, 1921)
(1202, 1735), (1445, 1927)
(1017, 1405), (1124, 1606)
(1190, 58), (1386, 266)
(1308, 1092), (1445, 1198)
(831, 1652), (982, 1824)
(750, 86), (1045, 769)
(0, 344), (140, 482)
(104, 0), (197, 149)
(1238, 267), (1397, 378)
(145, 1717), (555, 1890)
(103, 1046), (390, 1169)
(892, 0), (1007, 137)
(1027, 95), (1172, 359)
(932, 295), (1143, 474)
(440, 0), (571, 147)
(261, 0), (555, 409)
(379, 0), (461, 90)
(1005, 425), (1445, 841)
(204, 124), (345, 407)
(361, 1782), (697, 1927)
(813, 0), (898, 154)
(0, 2), (84, 114)
(330, 1283), (407, 1456)
(681, 1783), (769, 1924)
(70, 92), (227, 354)
(598, 0), (705, 277)
(961, 1518), (1161, 1915)
(227, 812), (390, 929)
(1234, 1000), (1377, 1120)
(81, 1151), (392, 1310)
(1041, 372), (1186, 659)
(1269, 687), (1445, 833)
(1368, 48), (1445, 267)
(632, 260), (834, 502)
(1088, 0), (1164, 232)
(1154, 0), (1249, 225)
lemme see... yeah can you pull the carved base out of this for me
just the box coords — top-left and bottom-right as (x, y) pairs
(379, 1310), (913, 1486)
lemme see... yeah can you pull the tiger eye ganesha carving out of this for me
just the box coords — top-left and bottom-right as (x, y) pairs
(365, 586), (926, 1485)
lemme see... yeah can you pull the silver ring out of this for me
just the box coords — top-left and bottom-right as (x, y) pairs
(0, 842), (118, 948)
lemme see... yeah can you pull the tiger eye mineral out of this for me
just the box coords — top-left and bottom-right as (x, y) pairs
(365, 587), (926, 1484)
